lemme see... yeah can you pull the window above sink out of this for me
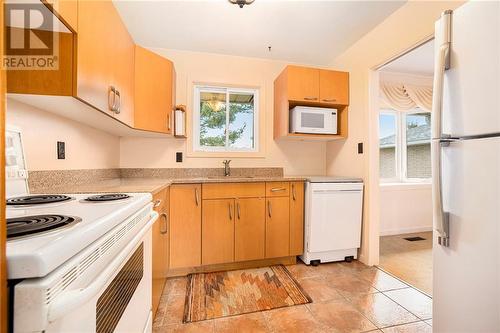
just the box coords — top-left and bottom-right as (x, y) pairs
(193, 85), (259, 153)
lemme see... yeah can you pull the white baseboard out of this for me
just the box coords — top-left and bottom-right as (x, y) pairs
(380, 226), (433, 236)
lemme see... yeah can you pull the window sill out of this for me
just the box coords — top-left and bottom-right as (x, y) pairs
(380, 182), (432, 191)
(186, 150), (265, 158)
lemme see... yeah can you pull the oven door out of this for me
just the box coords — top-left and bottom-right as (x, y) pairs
(44, 223), (153, 333)
(293, 108), (337, 134)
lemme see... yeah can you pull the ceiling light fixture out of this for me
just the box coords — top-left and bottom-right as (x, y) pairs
(228, 0), (255, 8)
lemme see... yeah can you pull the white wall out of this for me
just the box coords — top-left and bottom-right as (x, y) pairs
(120, 49), (327, 176)
(6, 98), (121, 170)
(380, 184), (433, 236)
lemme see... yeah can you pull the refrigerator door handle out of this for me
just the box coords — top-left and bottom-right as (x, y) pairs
(432, 140), (450, 247)
(431, 10), (452, 247)
(431, 10), (452, 141)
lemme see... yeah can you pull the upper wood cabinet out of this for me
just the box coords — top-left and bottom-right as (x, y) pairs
(274, 65), (349, 141)
(319, 70), (349, 105)
(169, 184), (202, 269)
(77, 0), (135, 125)
(134, 46), (176, 134)
(287, 66), (320, 103)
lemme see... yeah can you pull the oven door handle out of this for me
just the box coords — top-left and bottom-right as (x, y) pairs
(47, 211), (158, 322)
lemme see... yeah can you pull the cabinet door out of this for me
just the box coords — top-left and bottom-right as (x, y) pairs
(77, 0), (115, 114)
(202, 199), (235, 265)
(287, 66), (319, 103)
(265, 197), (290, 258)
(235, 198), (265, 262)
(289, 182), (304, 255)
(134, 46), (175, 133)
(170, 184), (202, 268)
(152, 188), (168, 317)
(44, 0), (78, 32)
(319, 70), (349, 105)
(111, 10), (135, 126)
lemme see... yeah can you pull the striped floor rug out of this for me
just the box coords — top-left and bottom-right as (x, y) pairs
(183, 265), (312, 323)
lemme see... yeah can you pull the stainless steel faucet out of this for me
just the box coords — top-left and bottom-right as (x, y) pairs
(223, 160), (231, 176)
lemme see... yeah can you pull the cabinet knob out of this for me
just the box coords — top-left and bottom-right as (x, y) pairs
(304, 97), (318, 101)
(268, 200), (272, 218)
(322, 98), (337, 102)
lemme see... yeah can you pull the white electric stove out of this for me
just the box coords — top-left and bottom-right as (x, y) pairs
(5, 128), (157, 333)
(7, 193), (153, 279)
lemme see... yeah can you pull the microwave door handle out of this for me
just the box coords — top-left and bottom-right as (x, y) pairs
(47, 212), (158, 322)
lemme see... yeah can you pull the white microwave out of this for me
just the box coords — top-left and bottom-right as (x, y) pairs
(290, 106), (338, 134)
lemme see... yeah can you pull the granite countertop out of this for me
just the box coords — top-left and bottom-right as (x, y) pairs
(34, 176), (307, 195)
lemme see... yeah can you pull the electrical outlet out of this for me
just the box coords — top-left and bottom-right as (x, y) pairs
(176, 152), (183, 163)
(358, 142), (363, 154)
(57, 141), (65, 159)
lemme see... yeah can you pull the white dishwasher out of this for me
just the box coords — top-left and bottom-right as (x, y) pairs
(300, 177), (364, 265)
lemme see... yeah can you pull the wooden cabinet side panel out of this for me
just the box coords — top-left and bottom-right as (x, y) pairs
(169, 184), (202, 268)
(319, 70), (349, 105)
(289, 182), (304, 256)
(235, 198), (265, 262)
(202, 199), (235, 265)
(265, 197), (290, 258)
(287, 66), (320, 102)
(273, 68), (289, 139)
(151, 189), (168, 317)
(0, 2), (7, 330)
(134, 46), (172, 133)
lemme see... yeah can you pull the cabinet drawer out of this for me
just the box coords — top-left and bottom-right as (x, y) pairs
(265, 182), (290, 197)
(202, 183), (265, 199)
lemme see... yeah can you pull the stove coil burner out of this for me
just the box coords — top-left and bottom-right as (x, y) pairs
(84, 193), (130, 202)
(6, 194), (73, 206)
(7, 215), (81, 239)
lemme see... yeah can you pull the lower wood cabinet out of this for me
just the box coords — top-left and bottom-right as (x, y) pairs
(289, 182), (305, 255)
(169, 184), (202, 269)
(235, 198), (266, 262)
(152, 187), (169, 317)
(168, 181), (304, 275)
(202, 199), (235, 265)
(265, 197), (290, 258)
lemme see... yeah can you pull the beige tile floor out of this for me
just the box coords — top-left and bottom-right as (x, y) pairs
(153, 260), (432, 333)
(379, 232), (433, 295)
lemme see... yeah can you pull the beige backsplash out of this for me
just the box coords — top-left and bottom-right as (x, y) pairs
(28, 167), (284, 193)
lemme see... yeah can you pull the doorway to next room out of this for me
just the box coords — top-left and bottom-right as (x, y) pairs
(377, 39), (434, 295)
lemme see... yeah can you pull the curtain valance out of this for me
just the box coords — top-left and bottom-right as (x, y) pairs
(380, 82), (433, 112)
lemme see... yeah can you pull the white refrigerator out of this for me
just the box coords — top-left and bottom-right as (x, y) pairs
(432, 1), (500, 332)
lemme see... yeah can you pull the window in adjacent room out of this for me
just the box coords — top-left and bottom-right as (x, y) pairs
(193, 85), (258, 152)
(379, 109), (431, 182)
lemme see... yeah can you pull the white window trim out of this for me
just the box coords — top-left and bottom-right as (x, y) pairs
(379, 108), (432, 184)
(193, 85), (259, 153)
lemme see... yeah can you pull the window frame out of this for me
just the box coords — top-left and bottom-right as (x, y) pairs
(193, 85), (259, 153)
(379, 108), (431, 184)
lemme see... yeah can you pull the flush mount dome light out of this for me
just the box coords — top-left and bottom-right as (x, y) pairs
(228, 0), (255, 8)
